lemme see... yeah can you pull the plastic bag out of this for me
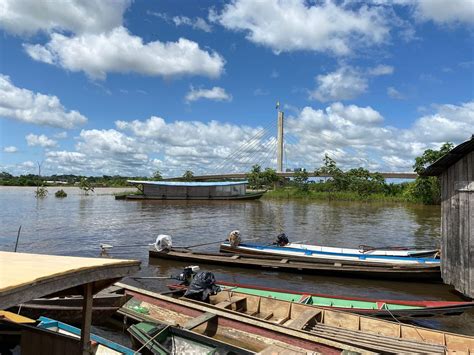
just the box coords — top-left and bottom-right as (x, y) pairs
(184, 271), (221, 302)
(154, 234), (172, 251)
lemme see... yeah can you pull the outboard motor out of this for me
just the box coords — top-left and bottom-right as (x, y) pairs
(275, 233), (289, 246)
(176, 265), (200, 285)
(184, 271), (221, 302)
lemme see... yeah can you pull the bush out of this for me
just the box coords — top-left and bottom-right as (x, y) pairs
(55, 189), (67, 198)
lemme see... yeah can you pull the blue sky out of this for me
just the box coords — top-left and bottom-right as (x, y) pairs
(0, 0), (473, 177)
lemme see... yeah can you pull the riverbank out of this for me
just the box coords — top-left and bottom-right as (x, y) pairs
(264, 187), (414, 203)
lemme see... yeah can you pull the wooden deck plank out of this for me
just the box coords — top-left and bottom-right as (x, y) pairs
(287, 310), (321, 330)
(183, 312), (217, 330)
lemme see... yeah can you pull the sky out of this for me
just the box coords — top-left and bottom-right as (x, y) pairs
(0, 0), (473, 177)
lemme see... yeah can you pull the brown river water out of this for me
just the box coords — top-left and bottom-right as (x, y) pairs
(0, 186), (472, 336)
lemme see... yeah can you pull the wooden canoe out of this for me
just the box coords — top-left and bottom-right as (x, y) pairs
(220, 242), (440, 266)
(115, 283), (456, 354)
(128, 321), (255, 354)
(149, 248), (441, 281)
(10, 293), (131, 325)
(115, 282), (370, 354)
(167, 281), (474, 318)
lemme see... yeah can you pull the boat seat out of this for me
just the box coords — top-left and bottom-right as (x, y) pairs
(286, 310), (321, 330)
(183, 312), (217, 330)
(215, 296), (247, 309)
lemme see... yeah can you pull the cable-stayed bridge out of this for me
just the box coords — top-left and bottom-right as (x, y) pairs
(175, 109), (417, 180)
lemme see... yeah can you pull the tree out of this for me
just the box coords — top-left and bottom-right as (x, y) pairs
(35, 186), (48, 198)
(411, 142), (453, 204)
(293, 169), (309, 191)
(152, 170), (163, 180)
(182, 170), (194, 181)
(79, 177), (95, 195)
(247, 164), (263, 189)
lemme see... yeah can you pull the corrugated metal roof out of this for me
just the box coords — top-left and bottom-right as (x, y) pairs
(127, 180), (248, 186)
(421, 136), (474, 176)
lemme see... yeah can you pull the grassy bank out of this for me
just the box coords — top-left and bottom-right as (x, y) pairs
(264, 187), (413, 203)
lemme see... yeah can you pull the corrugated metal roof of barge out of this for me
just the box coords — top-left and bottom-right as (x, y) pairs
(127, 180), (248, 186)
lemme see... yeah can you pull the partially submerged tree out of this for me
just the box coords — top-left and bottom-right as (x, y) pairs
(79, 177), (95, 195)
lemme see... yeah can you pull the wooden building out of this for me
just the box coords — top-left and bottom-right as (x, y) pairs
(422, 136), (474, 298)
(126, 180), (264, 200)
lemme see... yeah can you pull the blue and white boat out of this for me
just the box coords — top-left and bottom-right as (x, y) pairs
(37, 316), (135, 355)
(220, 242), (440, 265)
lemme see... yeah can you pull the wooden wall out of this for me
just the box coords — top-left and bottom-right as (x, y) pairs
(440, 151), (474, 298)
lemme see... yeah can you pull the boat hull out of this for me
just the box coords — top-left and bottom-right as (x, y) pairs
(220, 243), (440, 266)
(168, 281), (473, 318)
(121, 191), (265, 200)
(149, 248), (441, 281)
(10, 294), (131, 325)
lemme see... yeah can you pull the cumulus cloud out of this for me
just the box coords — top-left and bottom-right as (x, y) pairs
(413, 0), (474, 25)
(40, 100), (474, 176)
(286, 100), (474, 171)
(3, 146), (18, 153)
(310, 66), (368, 102)
(24, 27), (225, 80)
(0, 74), (87, 128)
(210, 0), (390, 55)
(185, 86), (232, 103)
(26, 133), (57, 148)
(310, 65), (394, 102)
(0, 0), (130, 36)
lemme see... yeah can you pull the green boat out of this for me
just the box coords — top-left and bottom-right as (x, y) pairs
(169, 281), (474, 318)
(128, 321), (253, 355)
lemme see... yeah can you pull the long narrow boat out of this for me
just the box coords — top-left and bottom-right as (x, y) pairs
(115, 282), (370, 354)
(11, 293), (131, 325)
(220, 242), (440, 265)
(168, 281), (474, 318)
(37, 316), (135, 355)
(149, 248), (441, 281)
(128, 321), (254, 354)
(115, 283), (457, 354)
(280, 242), (439, 257)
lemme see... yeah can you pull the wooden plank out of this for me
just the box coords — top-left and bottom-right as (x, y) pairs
(80, 283), (93, 355)
(183, 312), (217, 330)
(280, 258), (289, 264)
(287, 310), (321, 330)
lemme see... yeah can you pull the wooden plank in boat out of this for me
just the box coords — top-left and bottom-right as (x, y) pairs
(215, 296), (246, 309)
(231, 255), (240, 259)
(257, 344), (309, 355)
(287, 310), (321, 330)
(183, 312), (217, 330)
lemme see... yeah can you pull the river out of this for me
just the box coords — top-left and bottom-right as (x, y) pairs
(0, 186), (472, 336)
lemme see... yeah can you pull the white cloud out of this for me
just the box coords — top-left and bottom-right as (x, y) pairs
(173, 16), (212, 32)
(24, 27), (225, 80)
(310, 65), (394, 102)
(413, 0), (474, 25)
(0, 0), (130, 35)
(37, 100), (474, 176)
(368, 64), (394, 76)
(54, 131), (68, 139)
(211, 0), (390, 55)
(286, 100), (474, 171)
(26, 133), (57, 148)
(185, 86), (232, 103)
(387, 86), (405, 99)
(0, 74), (87, 128)
(310, 66), (368, 102)
(3, 146), (18, 153)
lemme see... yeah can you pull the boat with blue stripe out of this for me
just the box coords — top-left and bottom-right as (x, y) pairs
(220, 242), (440, 265)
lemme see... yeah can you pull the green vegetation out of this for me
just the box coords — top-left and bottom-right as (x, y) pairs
(55, 189), (67, 198)
(79, 178), (95, 195)
(35, 186), (48, 198)
(261, 143), (453, 205)
(247, 165), (281, 189)
(182, 170), (195, 181)
(152, 170), (163, 180)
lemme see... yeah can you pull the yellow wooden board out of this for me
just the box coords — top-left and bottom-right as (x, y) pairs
(0, 251), (139, 294)
(0, 310), (36, 323)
